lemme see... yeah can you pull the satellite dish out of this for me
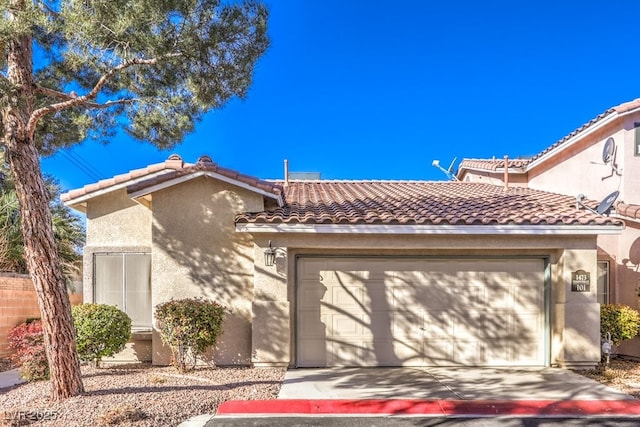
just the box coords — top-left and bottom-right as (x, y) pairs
(431, 158), (459, 181)
(602, 137), (615, 164)
(596, 190), (619, 215)
(575, 191), (619, 215)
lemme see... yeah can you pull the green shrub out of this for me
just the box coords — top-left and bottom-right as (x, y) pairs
(72, 304), (132, 366)
(155, 298), (226, 372)
(8, 320), (49, 381)
(601, 304), (640, 346)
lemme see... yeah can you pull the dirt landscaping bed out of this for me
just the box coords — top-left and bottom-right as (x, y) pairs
(0, 358), (14, 373)
(0, 363), (284, 426)
(578, 358), (640, 399)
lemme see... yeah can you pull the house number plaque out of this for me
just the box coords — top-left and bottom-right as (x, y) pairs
(571, 270), (590, 292)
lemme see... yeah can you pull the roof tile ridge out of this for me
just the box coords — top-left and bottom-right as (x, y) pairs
(527, 106), (619, 164)
(469, 100), (634, 173)
(612, 98), (640, 114)
(460, 157), (501, 162)
(282, 179), (458, 184)
(460, 157), (531, 163)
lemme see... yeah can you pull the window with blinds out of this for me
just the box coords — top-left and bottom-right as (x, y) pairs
(94, 253), (152, 329)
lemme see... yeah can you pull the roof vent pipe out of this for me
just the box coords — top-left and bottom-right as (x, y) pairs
(284, 159), (289, 185)
(503, 155), (509, 190)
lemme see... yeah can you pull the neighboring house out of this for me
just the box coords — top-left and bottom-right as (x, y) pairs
(62, 154), (623, 369)
(458, 98), (640, 358)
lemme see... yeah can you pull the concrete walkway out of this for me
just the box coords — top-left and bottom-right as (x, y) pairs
(277, 367), (636, 400)
(0, 369), (24, 389)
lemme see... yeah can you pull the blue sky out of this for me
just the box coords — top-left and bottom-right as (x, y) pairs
(42, 0), (640, 191)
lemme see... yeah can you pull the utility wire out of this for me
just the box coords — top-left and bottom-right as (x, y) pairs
(65, 149), (105, 178)
(58, 149), (104, 182)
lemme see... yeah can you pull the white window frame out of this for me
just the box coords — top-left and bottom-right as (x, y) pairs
(597, 261), (609, 305)
(93, 252), (152, 330)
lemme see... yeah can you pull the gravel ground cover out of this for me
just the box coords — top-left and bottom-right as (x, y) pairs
(579, 358), (640, 399)
(2, 357), (640, 426)
(0, 362), (284, 426)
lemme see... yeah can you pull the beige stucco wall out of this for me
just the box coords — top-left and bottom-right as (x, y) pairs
(553, 247), (600, 367)
(461, 171), (528, 187)
(621, 116), (640, 203)
(528, 125), (625, 201)
(250, 232), (602, 369)
(85, 189), (152, 246)
(83, 189), (152, 303)
(616, 222), (640, 357)
(150, 176), (264, 366)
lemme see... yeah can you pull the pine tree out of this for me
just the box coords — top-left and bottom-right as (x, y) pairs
(0, 0), (268, 400)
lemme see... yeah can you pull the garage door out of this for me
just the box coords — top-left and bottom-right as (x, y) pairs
(297, 257), (546, 367)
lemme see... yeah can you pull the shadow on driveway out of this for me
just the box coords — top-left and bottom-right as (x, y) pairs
(277, 367), (636, 400)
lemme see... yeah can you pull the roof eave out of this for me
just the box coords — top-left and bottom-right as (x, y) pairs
(456, 165), (527, 178)
(128, 170), (284, 207)
(526, 104), (640, 172)
(235, 223), (623, 235)
(62, 170), (173, 211)
(611, 213), (640, 224)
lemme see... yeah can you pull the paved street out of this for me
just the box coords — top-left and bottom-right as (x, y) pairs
(207, 416), (640, 427)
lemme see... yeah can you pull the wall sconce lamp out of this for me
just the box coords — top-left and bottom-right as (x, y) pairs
(263, 241), (276, 267)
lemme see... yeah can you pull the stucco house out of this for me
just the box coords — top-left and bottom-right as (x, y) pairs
(457, 97), (640, 358)
(61, 153), (623, 369)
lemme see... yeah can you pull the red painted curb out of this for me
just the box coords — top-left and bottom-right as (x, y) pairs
(216, 399), (640, 416)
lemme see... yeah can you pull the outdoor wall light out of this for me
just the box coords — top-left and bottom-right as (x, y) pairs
(263, 241), (276, 267)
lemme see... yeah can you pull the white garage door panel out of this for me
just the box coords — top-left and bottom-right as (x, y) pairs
(297, 258), (545, 367)
(299, 338), (327, 366)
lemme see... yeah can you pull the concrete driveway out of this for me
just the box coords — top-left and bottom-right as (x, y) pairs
(278, 367), (636, 400)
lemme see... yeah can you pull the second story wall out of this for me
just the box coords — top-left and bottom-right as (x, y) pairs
(621, 116), (640, 205)
(150, 176), (266, 365)
(461, 171), (528, 187)
(528, 124), (626, 202)
(86, 189), (152, 247)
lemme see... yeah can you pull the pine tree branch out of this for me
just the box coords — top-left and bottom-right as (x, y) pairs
(27, 57), (159, 138)
(35, 83), (136, 112)
(34, 85), (77, 102)
(89, 98), (137, 109)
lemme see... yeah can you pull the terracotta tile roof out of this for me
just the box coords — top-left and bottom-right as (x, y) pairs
(235, 181), (620, 226)
(458, 98), (640, 175)
(61, 154), (283, 203)
(527, 98), (640, 163)
(612, 98), (640, 115)
(526, 108), (617, 164)
(615, 203), (640, 222)
(459, 158), (530, 173)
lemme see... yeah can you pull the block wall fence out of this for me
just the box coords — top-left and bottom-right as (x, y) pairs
(0, 273), (82, 357)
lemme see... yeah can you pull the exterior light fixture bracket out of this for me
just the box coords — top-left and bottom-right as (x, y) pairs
(264, 241), (276, 267)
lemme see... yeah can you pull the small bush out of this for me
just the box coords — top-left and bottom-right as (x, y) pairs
(601, 304), (640, 346)
(155, 298), (226, 372)
(72, 304), (132, 366)
(148, 374), (167, 384)
(98, 404), (147, 425)
(8, 320), (49, 381)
